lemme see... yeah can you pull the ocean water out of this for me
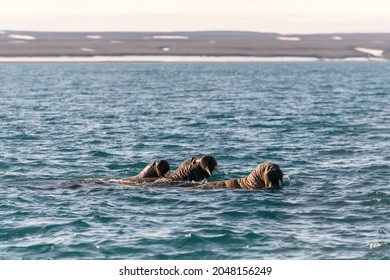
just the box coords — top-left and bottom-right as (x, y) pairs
(0, 62), (389, 260)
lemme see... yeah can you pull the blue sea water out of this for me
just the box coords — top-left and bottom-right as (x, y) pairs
(0, 62), (389, 260)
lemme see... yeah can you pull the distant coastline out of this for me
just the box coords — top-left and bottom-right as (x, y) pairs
(1, 30), (389, 62)
(0, 55), (388, 63)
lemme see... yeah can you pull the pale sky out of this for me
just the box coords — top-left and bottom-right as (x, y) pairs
(1, 0), (390, 33)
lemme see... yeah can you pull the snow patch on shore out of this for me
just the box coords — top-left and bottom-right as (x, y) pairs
(277, 36), (301, 41)
(153, 36), (189, 40)
(8, 34), (36, 40)
(86, 35), (102, 39)
(323, 57), (388, 62)
(355, 47), (384, 57)
(81, 48), (96, 52)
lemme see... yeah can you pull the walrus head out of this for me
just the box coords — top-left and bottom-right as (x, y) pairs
(197, 155), (220, 178)
(251, 162), (283, 189)
(169, 155), (220, 181)
(195, 161), (283, 190)
(137, 160), (170, 178)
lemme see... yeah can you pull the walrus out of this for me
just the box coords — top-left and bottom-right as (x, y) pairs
(167, 155), (220, 181)
(118, 155), (220, 186)
(125, 159), (170, 180)
(104, 159), (170, 185)
(196, 162), (283, 190)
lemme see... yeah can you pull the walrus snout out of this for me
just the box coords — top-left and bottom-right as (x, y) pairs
(263, 166), (283, 189)
(155, 160), (170, 177)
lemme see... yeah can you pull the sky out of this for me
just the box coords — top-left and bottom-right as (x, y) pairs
(1, 0), (390, 34)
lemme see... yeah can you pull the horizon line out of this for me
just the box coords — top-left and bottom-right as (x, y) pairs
(1, 29), (390, 35)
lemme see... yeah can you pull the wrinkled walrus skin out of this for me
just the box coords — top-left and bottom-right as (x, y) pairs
(167, 155), (220, 181)
(126, 160), (170, 180)
(118, 155), (220, 186)
(197, 162), (283, 190)
(108, 160), (170, 184)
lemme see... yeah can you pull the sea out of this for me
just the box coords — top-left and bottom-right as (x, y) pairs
(0, 62), (389, 260)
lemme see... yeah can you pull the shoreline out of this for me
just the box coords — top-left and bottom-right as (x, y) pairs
(2, 31), (389, 62)
(0, 55), (388, 63)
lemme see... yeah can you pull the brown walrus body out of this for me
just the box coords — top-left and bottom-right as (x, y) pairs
(167, 155), (219, 181)
(197, 162), (283, 190)
(108, 160), (170, 184)
(119, 155), (219, 186)
(126, 160), (170, 180)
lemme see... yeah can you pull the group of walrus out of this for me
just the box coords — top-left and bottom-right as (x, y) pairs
(106, 155), (284, 190)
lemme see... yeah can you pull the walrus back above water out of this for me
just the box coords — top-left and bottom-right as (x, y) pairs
(197, 162), (283, 190)
(167, 155), (220, 181)
(126, 160), (170, 180)
(106, 159), (170, 185)
(116, 155), (219, 186)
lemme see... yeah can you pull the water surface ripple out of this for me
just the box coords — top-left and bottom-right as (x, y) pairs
(0, 62), (389, 259)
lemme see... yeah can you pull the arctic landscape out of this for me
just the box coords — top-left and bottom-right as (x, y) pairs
(0, 31), (389, 62)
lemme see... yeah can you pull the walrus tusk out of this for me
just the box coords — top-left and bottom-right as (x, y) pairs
(278, 180), (282, 187)
(214, 166), (221, 174)
(205, 166), (212, 176)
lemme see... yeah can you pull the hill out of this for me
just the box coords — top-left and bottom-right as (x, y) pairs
(1, 31), (389, 59)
